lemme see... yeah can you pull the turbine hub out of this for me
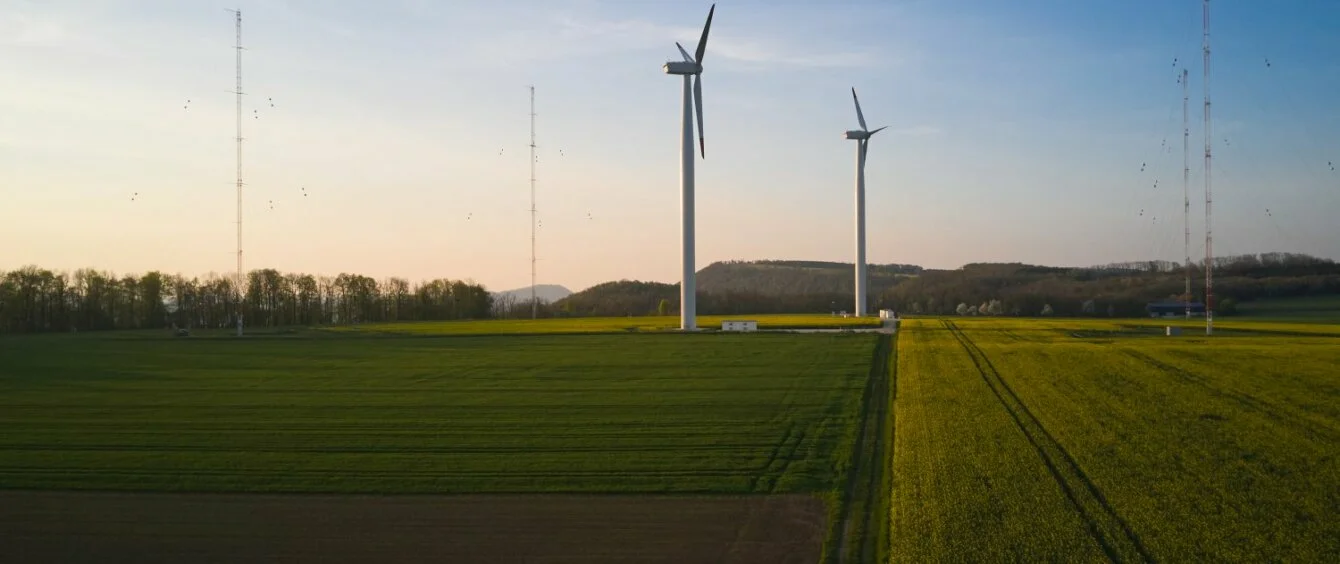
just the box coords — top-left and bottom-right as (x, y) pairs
(663, 61), (702, 75)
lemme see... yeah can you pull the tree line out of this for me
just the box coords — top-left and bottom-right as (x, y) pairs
(6, 253), (1336, 332)
(0, 266), (493, 334)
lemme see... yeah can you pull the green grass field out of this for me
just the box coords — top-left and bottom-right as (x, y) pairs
(893, 317), (1340, 562)
(4, 313), (1338, 562)
(0, 332), (877, 495)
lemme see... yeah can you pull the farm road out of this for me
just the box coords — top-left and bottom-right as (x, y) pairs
(774, 319), (900, 334)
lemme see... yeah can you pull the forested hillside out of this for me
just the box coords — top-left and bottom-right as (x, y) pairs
(877, 253), (1340, 317)
(548, 260), (922, 317)
(697, 260), (921, 295)
(551, 253), (1340, 318)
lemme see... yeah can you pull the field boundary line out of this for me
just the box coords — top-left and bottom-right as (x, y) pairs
(873, 326), (897, 563)
(943, 321), (1154, 564)
(831, 334), (892, 564)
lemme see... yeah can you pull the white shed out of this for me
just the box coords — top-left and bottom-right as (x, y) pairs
(721, 320), (758, 332)
(879, 309), (897, 319)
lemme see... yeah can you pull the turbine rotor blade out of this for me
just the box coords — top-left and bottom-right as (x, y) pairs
(675, 42), (694, 63)
(695, 4), (715, 65)
(852, 87), (868, 131)
(869, 126), (888, 136)
(694, 74), (705, 158)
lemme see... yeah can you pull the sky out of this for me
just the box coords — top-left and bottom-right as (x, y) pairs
(2, 0), (1338, 292)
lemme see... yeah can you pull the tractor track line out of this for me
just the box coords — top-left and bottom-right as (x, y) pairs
(943, 321), (1154, 564)
(1120, 349), (1338, 442)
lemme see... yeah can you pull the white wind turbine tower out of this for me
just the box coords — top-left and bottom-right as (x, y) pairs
(662, 4), (715, 331)
(844, 88), (886, 317)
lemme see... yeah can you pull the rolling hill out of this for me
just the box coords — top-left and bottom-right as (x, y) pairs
(550, 253), (1340, 318)
(551, 260), (923, 317)
(493, 284), (573, 304)
(697, 260), (921, 295)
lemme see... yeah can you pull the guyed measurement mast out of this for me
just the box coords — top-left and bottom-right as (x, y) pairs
(529, 86), (538, 319)
(1203, 0), (1214, 335)
(228, 8), (245, 337)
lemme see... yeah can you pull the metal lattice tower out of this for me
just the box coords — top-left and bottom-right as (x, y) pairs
(529, 86), (538, 320)
(228, 8), (245, 337)
(1182, 68), (1191, 319)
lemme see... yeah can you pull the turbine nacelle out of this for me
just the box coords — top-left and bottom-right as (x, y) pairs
(663, 4), (714, 159)
(844, 130), (870, 140)
(663, 61), (702, 75)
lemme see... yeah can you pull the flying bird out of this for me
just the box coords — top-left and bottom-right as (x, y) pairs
(183, 99), (191, 110)
(301, 186), (308, 197)
(131, 192), (139, 201)
(268, 97), (274, 107)
(1140, 162), (1146, 172)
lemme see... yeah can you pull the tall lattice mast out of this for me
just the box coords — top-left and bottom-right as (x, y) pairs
(1203, 0), (1214, 335)
(529, 86), (538, 319)
(227, 8), (245, 337)
(1182, 68), (1191, 319)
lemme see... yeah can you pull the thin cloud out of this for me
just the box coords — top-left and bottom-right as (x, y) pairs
(0, 11), (81, 49)
(891, 125), (943, 136)
(266, 0), (362, 40)
(704, 37), (875, 69)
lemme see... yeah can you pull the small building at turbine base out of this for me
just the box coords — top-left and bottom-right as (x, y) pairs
(721, 320), (758, 332)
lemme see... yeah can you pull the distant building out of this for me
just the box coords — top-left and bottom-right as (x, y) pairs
(1146, 301), (1205, 318)
(721, 320), (758, 332)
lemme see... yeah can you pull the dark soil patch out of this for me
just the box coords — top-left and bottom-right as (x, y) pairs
(0, 491), (825, 564)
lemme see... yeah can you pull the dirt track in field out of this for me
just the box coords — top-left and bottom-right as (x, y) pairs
(0, 491), (825, 564)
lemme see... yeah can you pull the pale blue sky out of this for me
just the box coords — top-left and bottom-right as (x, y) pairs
(2, 0), (1337, 291)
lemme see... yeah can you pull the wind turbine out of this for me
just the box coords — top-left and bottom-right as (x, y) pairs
(662, 4), (715, 331)
(844, 88), (886, 317)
